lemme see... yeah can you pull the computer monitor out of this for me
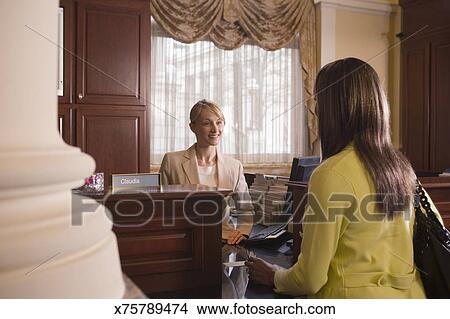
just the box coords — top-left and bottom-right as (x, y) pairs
(282, 156), (321, 215)
(289, 156), (321, 183)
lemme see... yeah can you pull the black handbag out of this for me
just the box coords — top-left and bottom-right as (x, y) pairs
(413, 181), (450, 298)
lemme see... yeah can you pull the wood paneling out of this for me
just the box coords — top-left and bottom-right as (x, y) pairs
(400, 0), (450, 172)
(117, 225), (201, 275)
(400, 0), (450, 36)
(77, 106), (148, 187)
(400, 42), (430, 170)
(76, 0), (148, 105)
(430, 35), (450, 171)
(57, 0), (150, 185)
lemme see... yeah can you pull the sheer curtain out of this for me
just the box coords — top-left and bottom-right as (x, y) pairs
(150, 19), (306, 165)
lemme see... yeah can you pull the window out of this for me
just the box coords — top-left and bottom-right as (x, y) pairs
(150, 19), (307, 165)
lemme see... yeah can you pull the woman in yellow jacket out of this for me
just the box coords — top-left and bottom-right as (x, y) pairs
(246, 58), (429, 298)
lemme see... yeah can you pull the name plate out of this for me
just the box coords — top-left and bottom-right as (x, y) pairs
(112, 173), (160, 189)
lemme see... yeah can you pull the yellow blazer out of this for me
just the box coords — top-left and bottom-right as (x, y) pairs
(159, 144), (253, 238)
(274, 144), (427, 298)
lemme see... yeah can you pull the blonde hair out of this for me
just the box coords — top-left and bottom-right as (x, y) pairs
(189, 99), (225, 123)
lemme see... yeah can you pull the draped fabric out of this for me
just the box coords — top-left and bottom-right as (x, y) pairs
(299, 9), (319, 150)
(150, 0), (223, 43)
(150, 0), (318, 152)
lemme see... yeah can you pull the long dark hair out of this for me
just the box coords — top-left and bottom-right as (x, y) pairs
(315, 57), (415, 216)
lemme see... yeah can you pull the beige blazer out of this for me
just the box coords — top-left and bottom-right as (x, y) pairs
(159, 144), (253, 238)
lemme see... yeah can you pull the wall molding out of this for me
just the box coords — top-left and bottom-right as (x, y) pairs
(314, 0), (398, 16)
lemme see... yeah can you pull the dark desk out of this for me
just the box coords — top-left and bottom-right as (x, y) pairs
(75, 185), (231, 298)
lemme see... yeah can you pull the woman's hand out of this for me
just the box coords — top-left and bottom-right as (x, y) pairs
(245, 256), (280, 287)
(227, 230), (247, 245)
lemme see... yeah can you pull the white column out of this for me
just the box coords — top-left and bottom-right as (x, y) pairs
(315, 1), (337, 67)
(0, 0), (124, 297)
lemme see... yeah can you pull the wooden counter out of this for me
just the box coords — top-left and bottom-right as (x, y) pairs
(74, 185), (231, 298)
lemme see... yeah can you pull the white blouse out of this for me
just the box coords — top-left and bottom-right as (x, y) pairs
(197, 164), (218, 187)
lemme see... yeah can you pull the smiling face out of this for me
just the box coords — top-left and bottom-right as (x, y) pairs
(190, 109), (225, 147)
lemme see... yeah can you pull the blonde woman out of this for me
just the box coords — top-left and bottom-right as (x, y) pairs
(160, 100), (253, 244)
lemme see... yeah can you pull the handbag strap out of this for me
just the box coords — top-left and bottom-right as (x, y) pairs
(415, 180), (441, 223)
(415, 180), (450, 250)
